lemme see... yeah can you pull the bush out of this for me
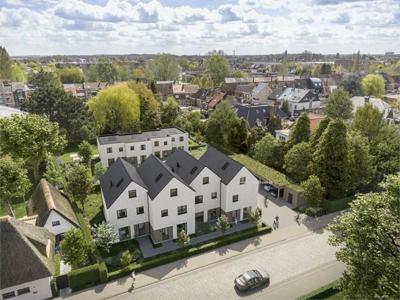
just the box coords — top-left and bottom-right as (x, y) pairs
(98, 262), (108, 283)
(68, 264), (100, 291)
(107, 224), (271, 281)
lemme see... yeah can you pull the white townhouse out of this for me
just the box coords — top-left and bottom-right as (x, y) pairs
(0, 217), (54, 300)
(100, 147), (259, 244)
(278, 88), (320, 116)
(199, 147), (259, 222)
(97, 127), (189, 168)
(27, 179), (80, 241)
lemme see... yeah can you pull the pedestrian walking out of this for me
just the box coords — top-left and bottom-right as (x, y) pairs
(275, 216), (279, 228)
(234, 217), (238, 226)
(273, 220), (276, 230)
(130, 271), (136, 289)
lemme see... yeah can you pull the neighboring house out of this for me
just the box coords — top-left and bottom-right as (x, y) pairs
(235, 104), (287, 128)
(351, 96), (392, 122)
(251, 83), (272, 104)
(275, 129), (291, 142)
(27, 179), (80, 240)
(207, 92), (226, 110)
(0, 81), (14, 107)
(188, 88), (212, 107)
(199, 147), (258, 222)
(309, 113), (325, 131)
(155, 81), (173, 99)
(97, 127), (189, 167)
(100, 147), (258, 243)
(295, 77), (323, 94)
(172, 83), (199, 105)
(234, 84), (254, 102)
(0, 217), (54, 300)
(278, 88), (320, 116)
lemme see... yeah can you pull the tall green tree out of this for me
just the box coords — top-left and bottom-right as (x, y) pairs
(127, 82), (161, 130)
(352, 103), (384, 142)
(328, 175), (400, 299)
(301, 175), (325, 208)
(10, 63), (26, 82)
(361, 74), (385, 98)
(352, 50), (361, 73)
(228, 118), (248, 152)
(312, 119), (348, 199)
(161, 96), (180, 127)
(338, 76), (363, 96)
(284, 142), (312, 183)
(60, 229), (90, 269)
(247, 127), (267, 154)
(192, 75), (214, 89)
(58, 67), (84, 83)
(0, 159), (31, 215)
(88, 85), (141, 134)
(44, 157), (65, 188)
(288, 113), (310, 147)
(96, 57), (117, 82)
(347, 132), (375, 192)
(320, 63), (332, 75)
(78, 141), (93, 167)
(0, 115), (66, 181)
(325, 87), (353, 119)
(280, 100), (289, 115)
(65, 165), (93, 213)
(254, 133), (284, 170)
(147, 54), (179, 81)
(266, 115), (282, 135)
(0, 46), (12, 79)
(205, 55), (229, 86)
(310, 117), (331, 148)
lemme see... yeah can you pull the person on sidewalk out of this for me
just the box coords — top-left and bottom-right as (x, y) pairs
(234, 217), (238, 226)
(273, 220), (276, 230)
(130, 271), (136, 290)
(275, 216), (279, 228)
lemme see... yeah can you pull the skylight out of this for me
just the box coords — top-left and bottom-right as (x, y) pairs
(155, 173), (163, 182)
(190, 166), (198, 174)
(222, 162), (230, 170)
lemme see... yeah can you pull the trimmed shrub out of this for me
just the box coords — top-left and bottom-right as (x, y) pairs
(68, 264), (100, 292)
(98, 262), (108, 283)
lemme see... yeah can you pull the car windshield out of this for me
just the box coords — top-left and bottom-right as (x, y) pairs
(242, 270), (258, 282)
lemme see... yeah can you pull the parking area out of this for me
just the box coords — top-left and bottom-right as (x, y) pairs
(257, 186), (299, 229)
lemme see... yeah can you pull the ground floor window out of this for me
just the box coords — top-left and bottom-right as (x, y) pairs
(118, 226), (131, 240)
(108, 158), (115, 166)
(208, 208), (220, 221)
(134, 222), (148, 237)
(195, 212), (204, 223)
(177, 222), (187, 233)
(2, 291), (15, 299)
(243, 207), (252, 220)
(17, 287), (30, 295)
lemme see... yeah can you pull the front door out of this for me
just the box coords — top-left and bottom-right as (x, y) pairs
(177, 223), (187, 233)
(118, 226), (131, 241)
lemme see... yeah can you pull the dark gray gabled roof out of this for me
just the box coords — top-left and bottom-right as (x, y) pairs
(0, 217), (54, 289)
(199, 147), (243, 185)
(100, 158), (147, 209)
(137, 154), (194, 199)
(165, 149), (205, 185)
(235, 104), (288, 128)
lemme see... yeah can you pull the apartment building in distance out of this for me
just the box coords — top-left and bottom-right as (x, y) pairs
(97, 127), (189, 168)
(99, 147), (258, 243)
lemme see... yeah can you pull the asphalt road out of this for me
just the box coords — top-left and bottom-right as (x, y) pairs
(107, 229), (340, 300)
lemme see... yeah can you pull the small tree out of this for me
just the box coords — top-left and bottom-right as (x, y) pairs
(301, 175), (325, 208)
(281, 100), (289, 115)
(65, 165), (93, 213)
(93, 162), (106, 183)
(361, 74), (385, 98)
(78, 140), (92, 166)
(216, 215), (230, 235)
(91, 222), (119, 253)
(120, 250), (134, 269)
(177, 229), (190, 248)
(325, 87), (353, 120)
(249, 208), (262, 226)
(44, 157), (65, 188)
(60, 229), (90, 269)
(288, 112), (310, 147)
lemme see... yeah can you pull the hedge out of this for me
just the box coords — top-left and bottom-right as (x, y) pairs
(108, 224), (271, 281)
(297, 280), (342, 300)
(68, 264), (101, 292)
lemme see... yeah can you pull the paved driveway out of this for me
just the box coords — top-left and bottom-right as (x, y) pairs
(257, 187), (300, 229)
(109, 230), (338, 300)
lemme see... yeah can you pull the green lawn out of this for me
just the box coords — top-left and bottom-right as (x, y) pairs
(0, 201), (27, 218)
(60, 144), (99, 164)
(190, 146), (207, 158)
(103, 239), (143, 272)
(53, 253), (61, 276)
(323, 196), (354, 213)
(84, 191), (105, 226)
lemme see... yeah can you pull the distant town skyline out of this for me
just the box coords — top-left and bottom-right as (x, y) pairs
(1, 0), (399, 56)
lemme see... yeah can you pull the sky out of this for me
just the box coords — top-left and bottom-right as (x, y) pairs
(0, 0), (399, 56)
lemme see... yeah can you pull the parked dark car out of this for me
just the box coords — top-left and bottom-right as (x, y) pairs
(234, 269), (270, 291)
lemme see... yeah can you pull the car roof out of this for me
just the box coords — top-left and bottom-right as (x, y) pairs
(243, 270), (259, 281)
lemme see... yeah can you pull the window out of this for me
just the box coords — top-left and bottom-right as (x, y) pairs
(232, 195), (239, 202)
(161, 209), (168, 217)
(202, 176), (209, 184)
(172, 137), (175, 142)
(119, 147), (123, 152)
(240, 177), (246, 185)
(17, 288), (30, 295)
(117, 209), (127, 219)
(2, 291), (15, 299)
(130, 145), (135, 151)
(141, 155), (146, 163)
(155, 151), (160, 158)
(211, 192), (217, 199)
(52, 220), (60, 226)
(179, 136), (184, 142)
(154, 141), (159, 147)
(164, 141), (168, 145)
(108, 158), (115, 166)
(129, 190), (137, 198)
(195, 195), (203, 204)
(136, 206), (144, 215)
(107, 147), (112, 153)
(141, 144), (146, 150)
(170, 188), (178, 197)
(178, 146), (184, 150)
(177, 205), (187, 215)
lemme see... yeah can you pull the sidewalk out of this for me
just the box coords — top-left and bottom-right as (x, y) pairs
(62, 211), (345, 300)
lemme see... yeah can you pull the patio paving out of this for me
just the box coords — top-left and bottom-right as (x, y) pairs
(137, 221), (255, 258)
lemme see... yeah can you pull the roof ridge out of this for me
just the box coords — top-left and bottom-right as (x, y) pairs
(40, 179), (56, 210)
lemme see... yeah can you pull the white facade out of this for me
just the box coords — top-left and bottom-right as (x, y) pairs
(287, 99), (321, 115)
(102, 182), (149, 241)
(43, 210), (77, 236)
(220, 168), (258, 220)
(98, 130), (189, 167)
(275, 129), (290, 142)
(0, 277), (52, 300)
(190, 168), (221, 222)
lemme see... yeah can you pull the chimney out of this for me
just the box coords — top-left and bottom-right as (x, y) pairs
(364, 96), (370, 103)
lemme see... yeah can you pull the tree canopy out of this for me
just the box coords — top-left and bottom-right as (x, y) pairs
(205, 55), (229, 86)
(147, 54), (179, 81)
(87, 57), (118, 82)
(284, 142), (312, 183)
(65, 164), (93, 212)
(0, 46), (12, 79)
(301, 175), (324, 208)
(328, 174), (400, 299)
(361, 74), (385, 98)
(352, 103), (384, 142)
(58, 67), (84, 83)
(288, 113), (310, 147)
(325, 87), (353, 119)
(88, 85), (141, 134)
(254, 133), (284, 171)
(60, 229), (90, 269)
(161, 96), (180, 127)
